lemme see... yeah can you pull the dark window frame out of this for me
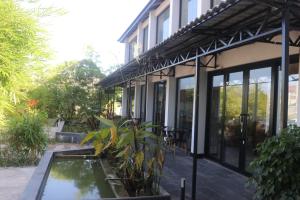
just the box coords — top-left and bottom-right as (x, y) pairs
(128, 36), (137, 61)
(142, 26), (149, 53)
(174, 75), (195, 130)
(152, 81), (167, 133)
(204, 55), (299, 175)
(139, 84), (146, 121)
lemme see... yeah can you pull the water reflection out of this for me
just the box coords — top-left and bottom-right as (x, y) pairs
(42, 158), (115, 200)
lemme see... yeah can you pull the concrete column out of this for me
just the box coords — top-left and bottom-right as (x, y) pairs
(170, 0), (180, 34)
(146, 77), (154, 123)
(164, 76), (176, 128)
(191, 68), (207, 154)
(134, 83), (142, 118)
(121, 87), (128, 117)
(197, 0), (211, 17)
(148, 11), (157, 48)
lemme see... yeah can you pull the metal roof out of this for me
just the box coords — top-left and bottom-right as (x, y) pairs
(102, 0), (300, 88)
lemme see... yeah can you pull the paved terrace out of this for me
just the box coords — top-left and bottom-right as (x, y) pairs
(161, 150), (254, 200)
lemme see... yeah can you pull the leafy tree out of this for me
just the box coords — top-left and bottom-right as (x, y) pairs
(0, 0), (49, 127)
(30, 59), (106, 129)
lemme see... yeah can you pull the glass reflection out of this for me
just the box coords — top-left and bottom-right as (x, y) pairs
(224, 72), (243, 167)
(127, 87), (135, 117)
(140, 85), (146, 122)
(288, 63), (299, 125)
(209, 75), (224, 160)
(153, 82), (166, 133)
(157, 8), (170, 44)
(180, 0), (197, 27)
(246, 67), (272, 171)
(176, 77), (194, 150)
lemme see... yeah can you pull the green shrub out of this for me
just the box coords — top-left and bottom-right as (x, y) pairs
(0, 147), (36, 167)
(249, 125), (300, 200)
(6, 111), (47, 165)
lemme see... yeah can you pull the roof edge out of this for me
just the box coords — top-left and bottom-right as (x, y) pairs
(118, 0), (162, 43)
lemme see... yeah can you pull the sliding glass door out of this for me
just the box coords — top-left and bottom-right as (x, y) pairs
(208, 66), (274, 172)
(224, 72), (244, 168)
(140, 85), (146, 122)
(127, 87), (135, 117)
(153, 81), (166, 133)
(176, 76), (194, 150)
(245, 68), (272, 170)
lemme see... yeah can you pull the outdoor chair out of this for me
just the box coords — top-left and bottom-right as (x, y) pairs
(161, 126), (177, 156)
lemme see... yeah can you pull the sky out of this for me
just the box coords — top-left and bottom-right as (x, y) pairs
(38, 0), (149, 72)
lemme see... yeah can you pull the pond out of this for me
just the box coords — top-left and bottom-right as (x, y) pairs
(41, 158), (115, 200)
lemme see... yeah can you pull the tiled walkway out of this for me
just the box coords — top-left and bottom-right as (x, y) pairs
(161, 150), (254, 200)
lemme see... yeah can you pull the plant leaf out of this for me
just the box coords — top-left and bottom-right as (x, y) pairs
(135, 151), (144, 169)
(94, 141), (103, 156)
(80, 131), (96, 145)
(95, 115), (115, 128)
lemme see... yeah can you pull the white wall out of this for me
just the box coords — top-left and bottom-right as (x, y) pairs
(170, 0), (180, 34)
(148, 10), (157, 49)
(164, 76), (176, 128)
(121, 87), (128, 117)
(191, 67), (207, 154)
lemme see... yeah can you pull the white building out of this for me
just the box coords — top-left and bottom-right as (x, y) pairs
(101, 0), (300, 177)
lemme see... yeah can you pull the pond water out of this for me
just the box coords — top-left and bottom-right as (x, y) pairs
(41, 158), (115, 200)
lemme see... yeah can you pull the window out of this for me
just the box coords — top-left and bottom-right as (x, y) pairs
(156, 8), (170, 44)
(142, 26), (148, 53)
(128, 37), (138, 61)
(211, 0), (222, 8)
(288, 63), (299, 125)
(127, 87), (135, 117)
(140, 85), (146, 121)
(176, 76), (194, 150)
(180, 0), (197, 27)
(153, 81), (166, 134)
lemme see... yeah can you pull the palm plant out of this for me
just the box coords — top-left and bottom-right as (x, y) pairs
(81, 116), (165, 196)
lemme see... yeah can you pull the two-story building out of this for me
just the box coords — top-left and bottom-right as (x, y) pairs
(101, 0), (300, 197)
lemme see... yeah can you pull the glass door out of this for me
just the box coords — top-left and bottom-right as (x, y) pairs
(245, 67), (272, 171)
(153, 81), (166, 134)
(223, 72), (244, 168)
(208, 75), (224, 160)
(140, 85), (146, 122)
(176, 76), (195, 150)
(208, 66), (275, 172)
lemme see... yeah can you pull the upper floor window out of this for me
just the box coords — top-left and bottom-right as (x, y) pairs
(211, 0), (222, 8)
(156, 7), (170, 44)
(143, 26), (148, 53)
(180, 0), (197, 27)
(128, 37), (138, 60)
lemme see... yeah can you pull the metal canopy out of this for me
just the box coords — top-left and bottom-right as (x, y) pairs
(101, 0), (300, 88)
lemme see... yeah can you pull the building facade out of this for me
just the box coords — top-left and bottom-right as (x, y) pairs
(101, 0), (300, 177)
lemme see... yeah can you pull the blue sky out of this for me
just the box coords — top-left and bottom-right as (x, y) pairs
(39, 0), (149, 72)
